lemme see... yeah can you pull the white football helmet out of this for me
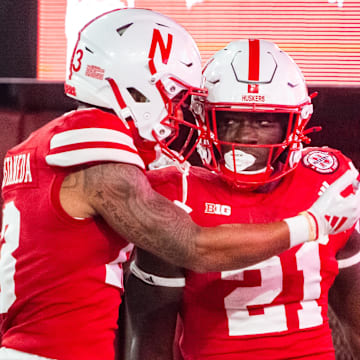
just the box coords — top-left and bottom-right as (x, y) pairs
(193, 39), (316, 186)
(65, 8), (207, 163)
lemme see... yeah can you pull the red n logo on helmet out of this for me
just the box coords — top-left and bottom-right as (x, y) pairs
(148, 29), (173, 74)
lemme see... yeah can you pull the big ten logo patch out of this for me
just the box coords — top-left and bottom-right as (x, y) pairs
(302, 150), (339, 174)
(204, 203), (231, 216)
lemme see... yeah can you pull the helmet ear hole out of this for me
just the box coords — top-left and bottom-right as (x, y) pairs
(116, 23), (133, 36)
(127, 88), (149, 103)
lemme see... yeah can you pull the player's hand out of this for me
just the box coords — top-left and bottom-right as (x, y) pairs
(306, 166), (360, 240)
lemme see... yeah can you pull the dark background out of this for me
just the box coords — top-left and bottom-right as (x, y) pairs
(0, 0), (37, 78)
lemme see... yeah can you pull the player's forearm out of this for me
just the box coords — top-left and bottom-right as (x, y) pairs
(93, 187), (310, 272)
(191, 221), (290, 272)
(191, 213), (317, 272)
(87, 163), (313, 272)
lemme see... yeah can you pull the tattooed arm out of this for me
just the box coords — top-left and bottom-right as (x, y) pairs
(61, 162), (289, 272)
(60, 162), (357, 272)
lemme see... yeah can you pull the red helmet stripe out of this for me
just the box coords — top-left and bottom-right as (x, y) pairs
(248, 39), (260, 81)
(106, 78), (127, 109)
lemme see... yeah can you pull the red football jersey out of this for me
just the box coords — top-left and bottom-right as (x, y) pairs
(0, 109), (143, 360)
(148, 147), (354, 360)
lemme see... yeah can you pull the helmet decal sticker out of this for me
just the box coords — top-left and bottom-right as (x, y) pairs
(72, 49), (84, 74)
(148, 29), (173, 74)
(85, 65), (105, 80)
(64, 83), (76, 97)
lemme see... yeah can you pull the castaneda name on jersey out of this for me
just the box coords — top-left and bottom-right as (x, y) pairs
(2, 152), (33, 188)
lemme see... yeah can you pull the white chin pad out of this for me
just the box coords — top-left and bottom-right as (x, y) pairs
(224, 150), (256, 172)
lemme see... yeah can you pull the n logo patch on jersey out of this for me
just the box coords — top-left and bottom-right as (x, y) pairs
(302, 150), (339, 174)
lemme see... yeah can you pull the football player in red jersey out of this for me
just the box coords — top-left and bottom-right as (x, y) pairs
(122, 39), (360, 360)
(0, 9), (359, 358)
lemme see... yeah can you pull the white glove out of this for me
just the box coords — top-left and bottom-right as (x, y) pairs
(306, 166), (360, 240)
